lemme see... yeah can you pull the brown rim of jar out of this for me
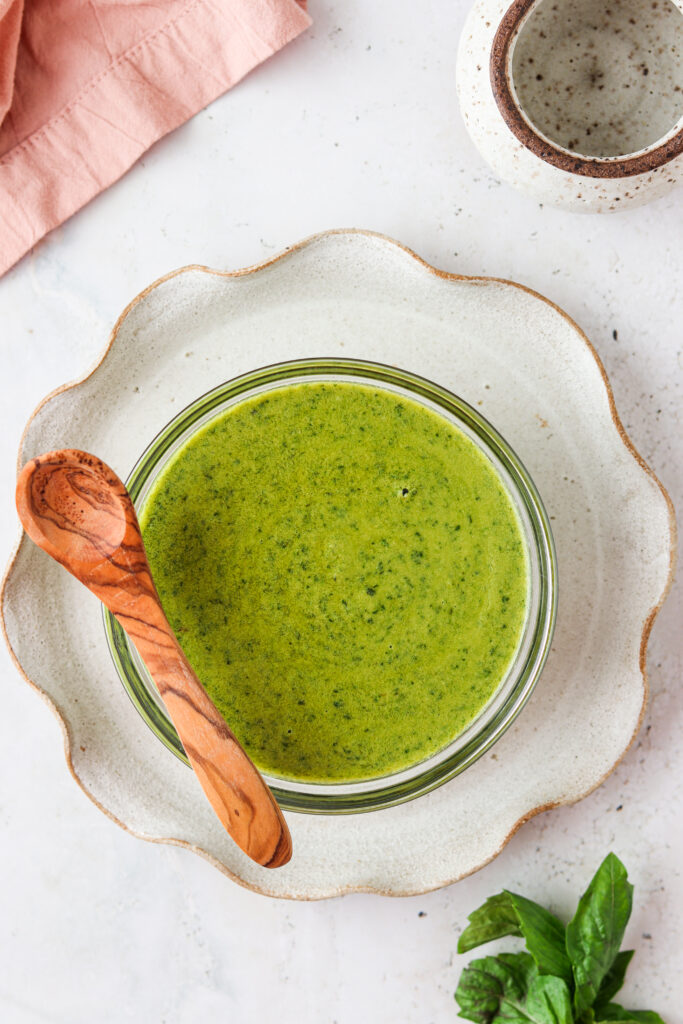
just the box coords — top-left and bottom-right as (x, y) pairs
(490, 0), (683, 179)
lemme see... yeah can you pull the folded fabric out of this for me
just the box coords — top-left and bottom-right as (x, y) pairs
(0, 0), (22, 126)
(0, 0), (310, 277)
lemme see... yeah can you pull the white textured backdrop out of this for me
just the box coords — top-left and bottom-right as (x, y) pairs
(1, 2), (680, 1021)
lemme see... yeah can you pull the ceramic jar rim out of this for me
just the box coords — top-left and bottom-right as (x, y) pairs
(104, 358), (558, 814)
(490, 0), (683, 178)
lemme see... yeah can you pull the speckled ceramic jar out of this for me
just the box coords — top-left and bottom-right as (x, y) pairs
(458, 0), (683, 211)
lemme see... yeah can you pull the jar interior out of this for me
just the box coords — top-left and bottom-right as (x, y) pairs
(510, 0), (683, 158)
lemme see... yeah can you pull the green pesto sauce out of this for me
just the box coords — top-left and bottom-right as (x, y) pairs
(140, 382), (528, 783)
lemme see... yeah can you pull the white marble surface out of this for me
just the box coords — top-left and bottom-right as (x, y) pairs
(0, 2), (680, 1021)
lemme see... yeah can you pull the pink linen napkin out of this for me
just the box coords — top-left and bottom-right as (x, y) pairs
(0, 0), (310, 277)
(0, 0), (22, 126)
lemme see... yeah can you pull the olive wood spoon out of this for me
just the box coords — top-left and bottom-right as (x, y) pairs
(16, 449), (292, 869)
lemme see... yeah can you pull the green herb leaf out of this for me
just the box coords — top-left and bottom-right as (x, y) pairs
(455, 955), (574, 1024)
(567, 854), (634, 1015)
(455, 952), (537, 1022)
(454, 855), (665, 1024)
(498, 951), (541, 998)
(458, 891), (571, 986)
(458, 893), (522, 953)
(594, 950), (635, 1010)
(526, 976), (574, 1024)
(595, 1004), (666, 1024)
(506, 892), (573, 985)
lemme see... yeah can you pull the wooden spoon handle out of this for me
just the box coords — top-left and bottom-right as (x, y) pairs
(124, 613), (292, 869)
(16, 450), (292, 869)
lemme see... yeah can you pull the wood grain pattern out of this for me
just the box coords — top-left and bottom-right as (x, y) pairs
(16, 449), (292, 869)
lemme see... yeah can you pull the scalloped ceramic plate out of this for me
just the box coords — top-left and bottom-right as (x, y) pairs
(2, 231), (675, 899)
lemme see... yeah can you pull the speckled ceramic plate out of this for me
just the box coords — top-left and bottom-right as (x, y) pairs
(1, 231), (675, 899)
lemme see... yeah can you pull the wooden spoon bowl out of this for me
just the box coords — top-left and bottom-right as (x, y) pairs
(16, 449), (292, 869)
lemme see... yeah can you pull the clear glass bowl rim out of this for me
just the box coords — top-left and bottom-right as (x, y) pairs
(104, 357), (558, 814)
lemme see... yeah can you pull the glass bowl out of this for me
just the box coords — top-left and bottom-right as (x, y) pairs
(104, 358), (557, 813)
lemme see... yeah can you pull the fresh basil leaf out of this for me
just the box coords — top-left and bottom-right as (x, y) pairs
(526, 976), (574, 1024)
(458, 893), (522, 953)
(498, 952), (540, 995)
(594, 950), (634, 1009)
(456, 955), (574, 1024)
(595, 1019), (641, 1023)
(596, 1004), (666, 1024)
(567, 854), (634, 1015)
(455, 953), (536, 1023)
(457, 889), (571, 986)
(506, 892), (573, 985)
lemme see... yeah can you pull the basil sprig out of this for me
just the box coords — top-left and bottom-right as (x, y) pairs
(454, 854), (666, 1024)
